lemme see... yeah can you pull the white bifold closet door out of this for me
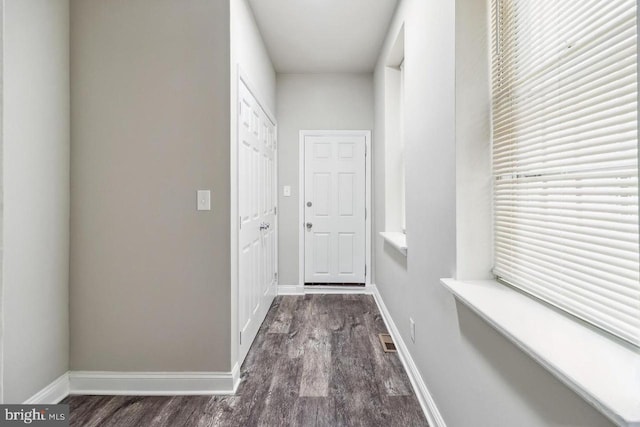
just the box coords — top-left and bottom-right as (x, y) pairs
(238, 80), (277, 363)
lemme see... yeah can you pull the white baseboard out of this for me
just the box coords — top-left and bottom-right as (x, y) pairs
(23, 372), (69, 404)
(277, 284), (305, 295)
(22, 366), (240, 402)
(278, 284), (375, 295)
(304, 285), (374, 295)
(69, 369), (239, 396)
(231, 362), (241, 393)
(371, 285), (447, 427)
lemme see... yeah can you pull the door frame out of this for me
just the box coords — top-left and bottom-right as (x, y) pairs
(233, 66), (278, 369)
(298, 130), (372, 287)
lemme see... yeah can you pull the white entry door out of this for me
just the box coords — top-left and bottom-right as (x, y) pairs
(238, 79), (277, 363)
(304, 133), (366, 284)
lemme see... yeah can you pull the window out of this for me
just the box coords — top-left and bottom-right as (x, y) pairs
(383, 24), (406, 234)
(380, 25), (408, 255)
(491, 0), (639, 346)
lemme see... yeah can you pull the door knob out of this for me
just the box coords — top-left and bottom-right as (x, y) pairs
(306, 222), (313, 230)
(260, 222), (270, 231)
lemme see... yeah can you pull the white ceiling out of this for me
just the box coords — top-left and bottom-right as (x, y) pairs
(247, 0), (399, 73)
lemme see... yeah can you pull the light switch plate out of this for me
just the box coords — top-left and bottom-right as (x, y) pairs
(197, 190), (211, 211)
(283, 185), (291, 197)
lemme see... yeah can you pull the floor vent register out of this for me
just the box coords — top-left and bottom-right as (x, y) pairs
(378, 334), (397, 353)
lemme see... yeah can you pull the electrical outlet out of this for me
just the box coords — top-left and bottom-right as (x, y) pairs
(410, 318), (415, 343)
(283, 185), (291, 197)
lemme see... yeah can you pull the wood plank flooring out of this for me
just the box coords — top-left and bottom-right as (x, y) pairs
(64, 295), (428, 426)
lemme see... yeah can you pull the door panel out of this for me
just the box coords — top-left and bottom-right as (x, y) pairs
(238, 80), (276, 364)
(313, 232), (331, 275)
(338, 233), (355, 274)
(314, 174), (331, 216)
(304, 135), (366, 284)
(338, 173), (355, 216)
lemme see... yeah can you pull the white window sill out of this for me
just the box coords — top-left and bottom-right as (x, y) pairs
(440, 278), (640, 427)
(379, 232), (407, 256)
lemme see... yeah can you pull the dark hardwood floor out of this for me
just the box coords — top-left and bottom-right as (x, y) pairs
(64, 295), (428, 426)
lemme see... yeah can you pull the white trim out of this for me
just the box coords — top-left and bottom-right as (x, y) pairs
(298, 130), (372, 288)
(298, 132), (304, 286)
(441, 278), (640, 427)
(277, 284), (376, 296)
(230, 63), (240, 395)
(23, 372), (70, 404)
(21, 365), (241, 402)
(371, 285), (447, 427)
(277, 284), (305, 295)
(68, 369), (238, 396)
(303, 285), (374, 295)
(379, 231), (408, 256)
(231, 362), (241, 393)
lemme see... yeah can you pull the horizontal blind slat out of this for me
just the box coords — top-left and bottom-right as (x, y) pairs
(493, 0), (631, 78)
(494, 235), (640, 286)
(493, 252), (640, 316)
(494, 265), (640, 343)
(491, 0), (639, 347)
(493, 64), (636, 136)
(495, 226), (639, 261)
(494, 19), (636, 100)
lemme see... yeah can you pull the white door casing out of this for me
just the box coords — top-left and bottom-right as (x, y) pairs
(238, 78), (277, 364)
(303, 133), (367, 284)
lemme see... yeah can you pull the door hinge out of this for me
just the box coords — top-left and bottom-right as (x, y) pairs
(365, 208), (367, 220)
(365, 265), (367, 277)
(274, 206), (277, 215)
(239, 216), (242, 230)
(239, 331), (242, 345)
(275, 272), (278, 281)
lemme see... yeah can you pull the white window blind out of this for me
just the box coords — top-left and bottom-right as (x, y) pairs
(491, 0), (640, 346)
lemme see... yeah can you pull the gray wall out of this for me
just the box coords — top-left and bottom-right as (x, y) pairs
(231, 0), (277, 115)
(276, 73), (374, 285)
(70, 0), (232, 372)
(3, 0), (70, 403)
(373, 0), (614, 425)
